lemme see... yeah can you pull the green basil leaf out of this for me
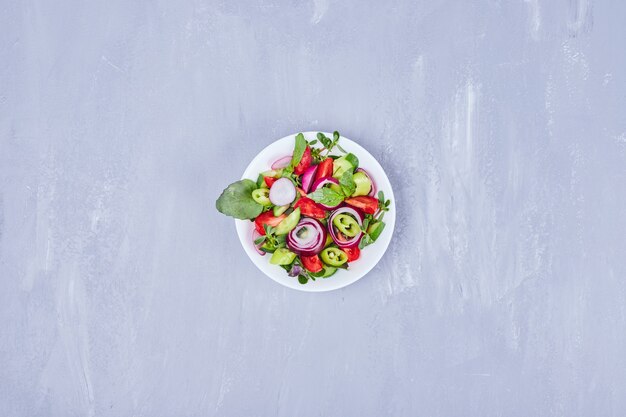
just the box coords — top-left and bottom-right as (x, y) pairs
(216, 179), (264, 220)
(298, 275), (309, 284)
(339, 170), (356, 196)
(291, 133), (307, 167)
(308, 188), (344, 207)
(344, 153), (359, 170)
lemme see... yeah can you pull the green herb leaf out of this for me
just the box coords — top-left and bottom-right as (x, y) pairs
(378, 190), (385, 202)
(309, 139), (318, 145)
(339, 170), (356, 197)
(253, 236), (266, 245)
(298, 275), (308, 284)
(263, 224), (275, 235)
(291, 133), (307, 168)
(216, 179), (264, 220)
(317, 132), (331, 148)
(344, 153), (359, 170)
(308, 187), (345, 207)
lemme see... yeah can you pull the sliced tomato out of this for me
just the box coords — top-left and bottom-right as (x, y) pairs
(294, 197), (326, 219)
(343, 246), (360, 262)
(301, 254), (323, 273)
(254, 211), (287, 235)
(293, 146), (312, 175)
(315, 158), (333, 182)
(344, 196), (379, 215)
(264, 176), (278, 187)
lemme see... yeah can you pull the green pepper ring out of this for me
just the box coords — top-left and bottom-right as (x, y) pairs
(320, 247), (348, 267)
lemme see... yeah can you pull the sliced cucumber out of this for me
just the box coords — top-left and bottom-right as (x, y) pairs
(332, 156), (354, 179)
(273, 204), (289, 216)
(275, 208), (301, 235)
(352, 171), (372, 196)
(321, 266), (337, 278)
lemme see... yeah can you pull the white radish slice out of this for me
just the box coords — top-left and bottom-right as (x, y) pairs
(269, 178), (296, 206)
(271, 155), (292, 170)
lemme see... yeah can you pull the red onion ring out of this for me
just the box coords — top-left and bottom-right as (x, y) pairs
(287, 218), (327, 256)
(355, 168), (377, 197)
(271, 155), (292, 170)
(328, 207), (363, 248)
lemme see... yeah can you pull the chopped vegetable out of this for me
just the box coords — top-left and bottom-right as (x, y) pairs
(270, 248), (297, 265)
(352, 171), (372, 196)
(301, 164), (319, 193)
(273, 204), (289, 216)
(254, 211), (287, 236)
(328, 207), (363, 248)
(332, 155), (355, 179)
(343, 246), (360, 262)
(294, 197), (326, 219)
(271, 155), (293, 170)
(301, 254), (323, 273)
(293, 146), (312, 175)
(251, 188), (272, 206)
(315, 158), (334, 182)
(367, 221), (386, 241)
(286, 218), (327, 256)
(269, 177), (296, 206)
(344, 196), (379, 215)
(320, 247), (348, 267)
(264, 176), (278, 188)
(275, 208), (301, 235)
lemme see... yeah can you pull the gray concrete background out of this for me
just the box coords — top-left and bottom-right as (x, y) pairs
(2, 1), (626, 416)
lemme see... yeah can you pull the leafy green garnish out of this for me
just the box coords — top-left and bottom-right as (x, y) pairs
(256, 174), (265, 188)
(316, 131), (347, 155)
(291, 133), (307, 168)
(377, 190), (391, 214)
(308, 187), (345, 207)
(333, 131), (347, 153)
(216, 179), (264, 220)
(339, 170), (356, 196)
(344, 153), (359, 170)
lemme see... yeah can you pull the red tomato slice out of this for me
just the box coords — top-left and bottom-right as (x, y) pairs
(344, 196), (379, 215)
(301, 254), (323, 273)
(293, 146), (312, 175)
(315, 158), (333, 182)
(343, 246), (360, 262)
(294, 197), (326, 219)
(264, 177), (278, 187)
(254, 211), (286, 235)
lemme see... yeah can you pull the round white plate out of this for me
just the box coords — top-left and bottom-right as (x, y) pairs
(235, 132), (395, 292)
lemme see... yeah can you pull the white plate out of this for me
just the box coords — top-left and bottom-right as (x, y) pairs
(235, 132), (395, 292)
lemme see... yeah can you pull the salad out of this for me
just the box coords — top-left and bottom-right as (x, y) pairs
(216, 131), (391, 285)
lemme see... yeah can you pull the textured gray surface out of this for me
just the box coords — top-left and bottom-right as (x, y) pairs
(2, 1), (626, 416)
